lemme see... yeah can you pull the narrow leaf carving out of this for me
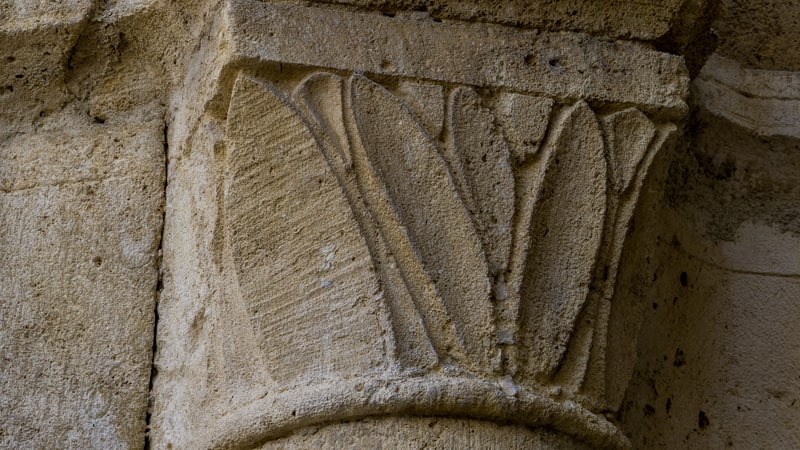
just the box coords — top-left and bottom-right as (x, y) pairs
(225, 74), (385, 383)
(518, 101), (607, 382)
(601, 108), (656, 193)
(597, 122), (677, 410)
(495, 92), (555, 163)
(349, 74), (496, 371)
(293, 72), (353, 170)
(395, 80), (445, 139)
(294, 72), (438, 371)
(449, 87), (515, 276)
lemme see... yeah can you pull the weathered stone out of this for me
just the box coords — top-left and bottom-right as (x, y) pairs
(2, 0), (799, 449)
(0, 118), (164, 448)
(150, 2), (686, 444)
(226, 0), (689, 117)
(310, 0), (696, 41)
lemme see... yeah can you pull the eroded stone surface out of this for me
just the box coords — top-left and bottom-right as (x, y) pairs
(0, 118), (164, 448)
(152, 12), (682, 441)
(3, 0), (798, 449)
(257, 416), (593, 449)
(310, 0), (692, 41)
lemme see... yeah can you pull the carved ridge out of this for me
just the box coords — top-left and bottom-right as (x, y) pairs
(207, 376), (630, 450)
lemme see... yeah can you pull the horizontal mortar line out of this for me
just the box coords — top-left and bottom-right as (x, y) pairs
(679, 248), (800, 279)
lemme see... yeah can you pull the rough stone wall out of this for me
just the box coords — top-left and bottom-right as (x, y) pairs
(618, 3), (800, 445)
(0, 1), (797, 449)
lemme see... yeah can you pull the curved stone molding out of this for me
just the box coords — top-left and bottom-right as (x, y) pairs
(208, 376), (629, 450)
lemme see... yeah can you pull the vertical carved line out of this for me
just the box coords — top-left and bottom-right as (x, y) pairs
(449, 87), (515, 277)
(585, 121), (677, 410)
(498, 97), (556, 378)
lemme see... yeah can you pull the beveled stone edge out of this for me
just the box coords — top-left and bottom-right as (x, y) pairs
(207, 376), (630, 449)
(225, 0), (688, 119)
(694, 54), (800, 139)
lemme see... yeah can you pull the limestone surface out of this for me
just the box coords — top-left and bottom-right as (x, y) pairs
(1, 0), (798, 449)
(0, 117), (164, 448)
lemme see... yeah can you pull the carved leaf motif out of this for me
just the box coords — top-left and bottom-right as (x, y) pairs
(349, 74), (496, 371)
(395, 80), (445, 139)
(601, 108), (656, 193)
(599, 122), (676, 410)
(495, 92), (555, 163)
(449, 87), (515, 276)
(294, 72), (438, 371)
(293, 72), (352, 170)
(225, 74), (385, 383)
(518, 101), (607, 382)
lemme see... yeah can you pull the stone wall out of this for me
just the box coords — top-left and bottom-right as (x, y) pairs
(0, 1), (797, 448)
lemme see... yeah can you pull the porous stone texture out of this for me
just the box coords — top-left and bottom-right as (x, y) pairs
(2, 0), (799, 449)
(313, 0), (695, 41)
(619, 52), (800, 448)
(712, 0), (800, 71)
(256, 416), (594, 449)
(0, 0), (179, 447)
(150, 1), (686, 448)
(0, 117), (164, 449)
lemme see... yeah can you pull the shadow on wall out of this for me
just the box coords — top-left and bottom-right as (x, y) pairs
(618, 94), (800, 448)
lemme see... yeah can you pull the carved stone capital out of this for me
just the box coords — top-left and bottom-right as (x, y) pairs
(152, 2), (689, 448)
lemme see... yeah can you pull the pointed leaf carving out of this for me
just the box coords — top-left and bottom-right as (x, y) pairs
(518, 101), (607, 382)
(600, 123), (677, 410)
(294, 72), (438, 371)
(495, 92), (555, 163)
(293, 72), (352, 170)
(349, 75), (495, 370)
(601, 108), (656, 193)
(449, 87), (515, 276)
(395, 80), (445, 139)
(225, 74), (385, 383)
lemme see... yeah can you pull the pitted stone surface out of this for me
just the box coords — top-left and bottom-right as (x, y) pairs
(0, 119), (164, 448)
(1, 0), (798, 449)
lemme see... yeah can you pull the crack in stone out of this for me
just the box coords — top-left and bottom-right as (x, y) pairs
(143, 120), (169, 450)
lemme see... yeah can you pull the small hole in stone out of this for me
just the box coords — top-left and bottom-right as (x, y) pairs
(93, 256), (102, 266)
(380, 59), (396, 71)
(524, 54), (535, 65)
(698, 411), (710, 429)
